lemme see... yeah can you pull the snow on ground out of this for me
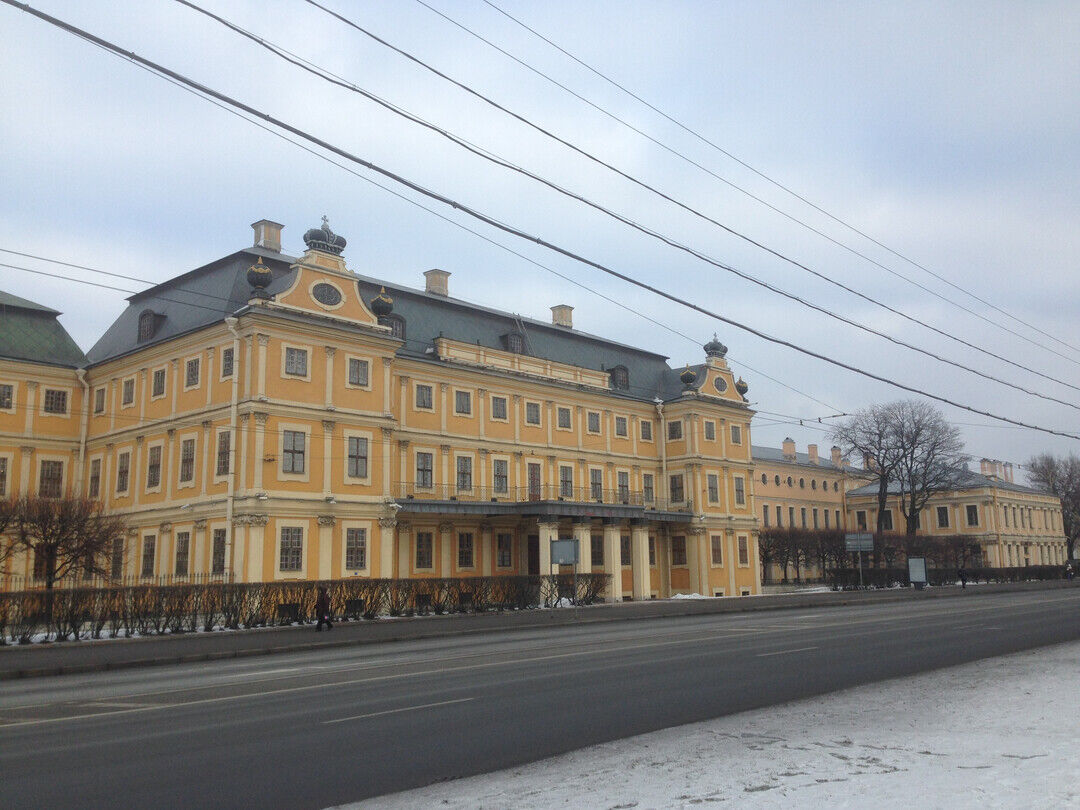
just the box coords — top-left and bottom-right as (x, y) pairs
(340, 641), (1080, 810)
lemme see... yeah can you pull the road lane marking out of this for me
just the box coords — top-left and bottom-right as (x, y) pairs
(757, 646), (818, 657)
(323, 697), (474, 724)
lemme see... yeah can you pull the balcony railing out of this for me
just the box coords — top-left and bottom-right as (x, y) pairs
(393, 482), (691, 512)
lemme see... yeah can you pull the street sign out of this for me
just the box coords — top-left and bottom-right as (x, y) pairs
(550, 539), (578, 565)
(844, 533), (874, 553)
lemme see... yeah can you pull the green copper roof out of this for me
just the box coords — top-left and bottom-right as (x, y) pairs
(0, 292), (86, 368)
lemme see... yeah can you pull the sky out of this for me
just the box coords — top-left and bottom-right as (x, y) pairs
(1, 0), (1078, 477)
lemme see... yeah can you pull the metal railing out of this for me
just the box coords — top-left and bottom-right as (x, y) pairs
(1, 572), (235, 593)
(393, 482), (691, 512)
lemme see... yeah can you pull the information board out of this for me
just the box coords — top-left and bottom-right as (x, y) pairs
(908, 556), (927, 584)
(844, 533), (874, 553)
(550, 539), (578, 565)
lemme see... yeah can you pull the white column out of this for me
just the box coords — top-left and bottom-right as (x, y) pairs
(604, 520), (622, 602)
(322, 420), (334, 495)
(537, 521), (558, 579)
(324, 346), (336, 409)
(574, 518), (592, 574)
(317, 516), (334, 580)
(439, 521), (454, 577)
(379, 517), (396, 578)
(631, 521), (651, 600)
(256, 334), (269, 399)
(481, 522), (494, 577)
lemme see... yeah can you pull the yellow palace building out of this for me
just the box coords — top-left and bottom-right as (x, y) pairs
(0, 219), (761, 599)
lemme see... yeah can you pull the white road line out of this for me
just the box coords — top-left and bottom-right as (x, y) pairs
(757, 646), (818, 657)
(323, 697), (473, 725)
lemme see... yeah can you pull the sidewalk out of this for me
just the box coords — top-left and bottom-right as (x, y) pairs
(0, 580), (1071, 680)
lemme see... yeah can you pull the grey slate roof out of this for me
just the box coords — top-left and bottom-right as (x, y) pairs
(85, 247), (295, 365)
(752, 444), (853, 471)
(846, 468), (1045, 497)
(0, 291), (86, 368)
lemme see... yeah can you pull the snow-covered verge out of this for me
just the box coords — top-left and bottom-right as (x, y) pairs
(340, 641), (1080, 809)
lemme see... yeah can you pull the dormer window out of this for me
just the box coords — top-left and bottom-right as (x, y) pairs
(137, 310), (160, 343)
(380, 314), (406, 341)
(609, 365), (629, 391)
(504, 332), (526, 354)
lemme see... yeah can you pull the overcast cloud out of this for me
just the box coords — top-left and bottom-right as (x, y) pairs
(1, 0), (1078, 475)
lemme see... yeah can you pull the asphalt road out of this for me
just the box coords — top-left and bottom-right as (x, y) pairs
(2, 588), (1079, 809)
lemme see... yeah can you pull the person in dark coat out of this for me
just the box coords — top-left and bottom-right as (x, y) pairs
(315, 586), (333, 631)
(958, 568), (967, 589)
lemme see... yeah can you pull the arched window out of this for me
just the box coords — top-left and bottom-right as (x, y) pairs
(760, 473), (767, 485)
(774, 475), (780, 486)
(786, 476), (793, 487)
(381, 314), (406, 341)
(609, 365), (630, 391)
(799, 478), (805, 488)
(137, 310), (157, 342)
(811, 479), (817, 490)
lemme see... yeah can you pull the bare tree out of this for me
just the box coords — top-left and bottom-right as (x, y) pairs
(890, 401), (967, 537)
(0, 497), (17, 569)
(1025, 453), (1080, 561)
(829, 403), (903, 535)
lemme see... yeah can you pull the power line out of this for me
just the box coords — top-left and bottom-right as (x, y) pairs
(477, 0), (1080, 360)
(5, 0), (1078, 442)
(175, 0), (1080, 413)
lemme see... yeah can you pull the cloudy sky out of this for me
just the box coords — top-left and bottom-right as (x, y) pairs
(2, 0), (1078, 476)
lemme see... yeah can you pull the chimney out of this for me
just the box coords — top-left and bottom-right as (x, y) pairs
(831, 445), (843, 467)
(551, 304), (573, 328)
(424, 269), (450, 296)
(807, 444), (819, 464)
(782, 437), (796, 460)
(980, 458), (993, 477)
(1004, 462), (1014, 483)
(251, 219), (283, 253)
(995, 459), (1005, 479)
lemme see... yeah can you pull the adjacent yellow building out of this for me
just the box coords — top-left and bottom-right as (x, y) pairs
(1, 219), (761, 598)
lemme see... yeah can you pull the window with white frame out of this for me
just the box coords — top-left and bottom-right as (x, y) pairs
(87, 458), (101, 498)
(151, 368), (166, 398)
(345, 528), (367, 570)
(415, 532), (434, 569)
(937, 506), (950, 528)
(174, 531), (190, 576)
(881, 510), (894, 531)
(415, 384), (433, 409)
(557, 406), (571, 429)
(966, 504), (979, 527)
(216, 431), (231, 476)
(185, 357), (200, 388)
(221, 347), (234, 378)
(39, 460), (63, 497)
(711, 535), (724, 565)
(559, 465), (574, 498)
(707, 473), (719, 503)
(347, 436), (369, 479)
(591, 535), (604, 566)
(640, 420), (652, 441)
(525, 401), (541, 425)
(493, 459), (508, 493)
(454, 390), (472, 415)
(212, 529), (227, 574)
(614, 416), (627, 437)
(704, 421), (716, 441)
(179, 438), (195, 483)
(496, 533), (512, 567)
(587, 411), (601, 433)
(141, 535), (156, 577)
(620, 535), (631, 566)
(93, 387), (105, 414)
(643, 473), (654, 502)
(590, 468), (603, 501)
(279, 527), (303, 572)
(43, 388), (68, 414)
(116, 451), (131, 494)
(284, 347), (308, 377)
(738, 536), (749, 566)
(671, 536), (687, 566)
(416, 452), (433, 488)
(0, 383), (12, 410)
(730, 424), (742, 444)
(146, 446), (162, 489)
(617, 470), (630, 502)
(348, 357), (369, 387)
(667, 420), (682, 440)
(491, 395), (508, 420)
(282, 430), (304, 474)
(110, 536), (124, 580)
(734, 476), (745, 506)
(670, 474), (685, 502)
(457, 533), (474, 568)
(456, 456), (472, 491)
(122, 378), (135, 407)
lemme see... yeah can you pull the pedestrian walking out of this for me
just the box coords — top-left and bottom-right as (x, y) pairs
(315, 586), (333, 631)
(1066, 563), (1074, 582)
(958, 567), (967, 589)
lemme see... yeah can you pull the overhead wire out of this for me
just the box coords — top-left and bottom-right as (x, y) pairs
(4, 0), (1078, 441)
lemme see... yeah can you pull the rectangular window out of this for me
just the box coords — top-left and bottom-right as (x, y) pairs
(588, 468), (603, 501)
(615, 416), (628, 437)
(491, 395), (508, 420)
(557, 407), (571, 429)
(348, 357), (369, 387)
(800, 507), (807, 528)
(185, 358), (200, 388)
(856, 510), (867, 531)
(0, 383), (12, 410)
(141, 536), (156, 578)
(620, 535), (631, 566)
(284, 347), (308, 377)
(813, 508), (819, 529)
(525, 401), (541, 425)
(174, 531), (190, 576)
(116, 451), (131, 493)
(671, 536), (687, 566)
(966, 504), (979, 527)
(416, 452), (433, 488)
(835, 510), (840, 529)
(146, 445), (162, 489)
(496, 533), (512, 567)
(591, 535), (604, 566)
(416, 384), (433, 409)
(39, 460), (63, 497)
(762, 504), (769, 527)
(789, 506), (795, 527)
(279, 527), (303, 572)
(346, 528), (367, 570)
(643, 473), (654, 503)
(824, 510), (830, 529)
(216, 430), (232, 476)
(212, 529), (227, 575)
(738, 536), (749, 566)
(648, 537), (656, 566)
(734, 477), (745, 506)
(711, 535), (724, 565)
(587, 411), (601, 433)
(456, 456), (472, 491)
(559, 465), (574, 498)
(707, 473), (719, 503)
(415, 532), (434, 569)
(282, 430), (304, 474)
(152, 368), (166, 397)
(667, 421), (682, 440)
(93, 387), (105, 414)
(640, 420), (652, 441)
(347, 436), (369, 479)
(457, 533), (474, 568)
(454, 390), (472, 415)
(43, 389), (67, 414)
(776, 505), (782, 527)
(937, 506), (950, 528)
(88, 458), (101, 499)
(617, 470), (630, 502)
(881, 510), (894, 532)
(670, 474), (684, 503)
(221, 347), (234, 378)
(111, 537), (124, 580)
(704, 421), (716, 441)
(493, 459), (509, 494)
(180, 438), (195, 483)
(730, 424), (742, 444)
(122, 378), (135, 406)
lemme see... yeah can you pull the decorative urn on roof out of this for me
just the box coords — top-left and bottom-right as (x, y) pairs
(679, 365), (697, 389)
(703, 334), (727, 358)
(370, 287), (394, 318)
(303, 215), (347, 255)
(246, 257), (273, 299)
(735, 377), (749, 397)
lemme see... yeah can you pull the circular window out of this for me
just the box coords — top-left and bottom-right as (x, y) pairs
(774, 475), (781, 486)
(312, 282), (342, 307)
(811, 479), (817, 490)
(760, 473), (767, 485)
(713, 377), (727, 394)
(799, 478), (805, 488)
(787, 476), (793, 487)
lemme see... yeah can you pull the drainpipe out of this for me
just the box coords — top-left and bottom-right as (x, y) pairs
(75, 368), (90, 495)
(225, 317), (241, 579)
(655, 399), (667, 502)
